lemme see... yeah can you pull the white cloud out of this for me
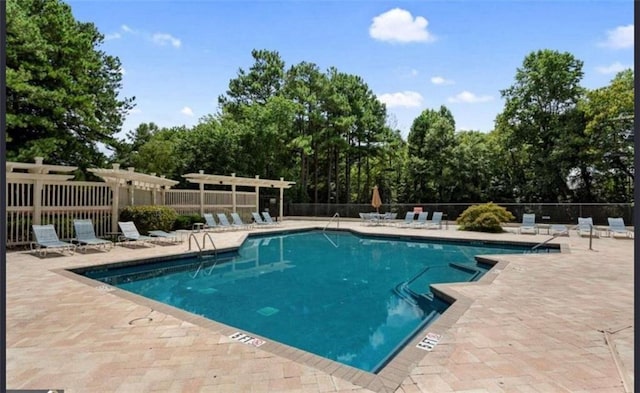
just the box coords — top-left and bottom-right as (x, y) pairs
(121, 24), (136, 34)
(180, 106), (194, 116)
(448, 91), (493, 104)
(105, 32), (121, 41)
(431, 76), (454, 85)
(152, 33), (182, 48)
(129, 108), (142, 115)
(369, 8), (435, 43)
(599, 24), (634, 49)
(378, 91), (423, 108)
(596, 62), (630, 74)
(117, 25), (181, 49)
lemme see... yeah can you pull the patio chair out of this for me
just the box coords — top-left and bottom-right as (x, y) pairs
(518, 214), (537, 234)
(117, 221), (154, 246)
(148, 230), (182, 244)
(203, 213), (226, 231)
(231, 212), (253, 229)
(576, 217), (597, 237)
(550, 224), (569, 237)
(31, 224), (77, 256)
(410, 211), (429, 228)
(395, 211), (416, 227)
(252, 212), (272, 226)
(425, 212), (443, 229)
(606, 217), (633, 238)
(359, 212), (379, 226)
(262, 211), (281, 225)
(217, 213), (238, 230)
(73, 219), (113, 252)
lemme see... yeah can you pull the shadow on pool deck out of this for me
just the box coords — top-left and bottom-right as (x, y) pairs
(6, 220), (634, 392)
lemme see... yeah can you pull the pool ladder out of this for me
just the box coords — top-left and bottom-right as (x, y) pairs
(188, 232), (217, 259)
(323, 212), (340, 231)
(527, 234), (560, 253)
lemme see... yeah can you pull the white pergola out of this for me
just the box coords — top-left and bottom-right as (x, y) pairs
(6, 158), (78, 226)
(182, 171), (295, 221)
(89, 163), (179, 232)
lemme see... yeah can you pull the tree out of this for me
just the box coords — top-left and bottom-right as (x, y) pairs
(498, 49), (585, 202)
(406, 106), (456, 202)
(6, 0), (134, 167)
(579, 69), (634, 202)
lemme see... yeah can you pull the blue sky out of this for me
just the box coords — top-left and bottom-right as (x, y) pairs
(69, 0), (634, 140)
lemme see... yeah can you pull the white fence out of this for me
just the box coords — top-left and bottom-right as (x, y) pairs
(6, 181), (256, 247)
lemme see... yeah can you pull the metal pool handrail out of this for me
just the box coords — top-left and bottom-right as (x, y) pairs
(188, 232), (218, 258)
(323, 212), (340, 231)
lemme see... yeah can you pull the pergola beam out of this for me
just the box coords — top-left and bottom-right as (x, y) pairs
(183, 171), (295, 221)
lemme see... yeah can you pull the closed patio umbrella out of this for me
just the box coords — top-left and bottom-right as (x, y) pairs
(371, 185), (382, 213)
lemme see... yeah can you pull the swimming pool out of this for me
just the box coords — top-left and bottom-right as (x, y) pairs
(78, 229), (556, 373)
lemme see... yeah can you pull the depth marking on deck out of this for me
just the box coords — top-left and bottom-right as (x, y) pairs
(416, 332), (441, 351)
(230, 332), (266, 347)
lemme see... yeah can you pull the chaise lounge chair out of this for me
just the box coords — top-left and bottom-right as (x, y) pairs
(252, 212), (272, 226)
(217, 213), (240, 230)
(148, 230), (182, 244)
(395, 211), (416, 227)
(203, 213), (226, 231)
(576, 217), (597, 237)
(231, 212), (253, 229)
(518, 213), (538, 234)
(31, 224), (77, 256)
(425, 211), (443, 229)
(118, 221), (155, 246)
(410, 211), (429, 228)
(550, 224), (569, 237)
(73, 219), (113, 252)
(262, 212), (281, 225)
(606, 217), (633, 238)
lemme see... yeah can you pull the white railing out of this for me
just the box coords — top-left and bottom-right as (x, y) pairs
(6, 181), (258, 246)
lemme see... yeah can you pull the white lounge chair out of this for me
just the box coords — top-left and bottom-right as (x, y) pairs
(31, 224), (76, 256)
(576, 217), (597, 237)
(148, 230), (182, 244)
(396, 212), (416, 227)
(252, 212), (272, 226)
(550, 224), (569, 237)
(73, 219), (113, 251)
(606, 217), (633, 238)
(410, 211), (429, 228)
(118, 221), (154, 246)
(425, 212), (443, 229)
(262, 212), (281, 225)
(231, 212), (253, 229)
(518, 214), (538, 234)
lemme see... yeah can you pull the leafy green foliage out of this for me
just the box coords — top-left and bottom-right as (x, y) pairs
(498, 49), (585, 203)
(173, 214), (204, 231)
(456, 203), (515, 232)
(6, 0), (134, 167)
(119, 206), (178, 234)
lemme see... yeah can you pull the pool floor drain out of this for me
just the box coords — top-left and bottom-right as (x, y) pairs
(257, 306), (279, 316)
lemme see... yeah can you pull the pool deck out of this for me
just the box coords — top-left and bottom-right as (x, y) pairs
(6, 219), (634, 393)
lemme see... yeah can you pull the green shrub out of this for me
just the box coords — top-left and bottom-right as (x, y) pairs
(173, 214), (204, 230)
(456, 202), (515, 233)
(119, 205), (178, 234)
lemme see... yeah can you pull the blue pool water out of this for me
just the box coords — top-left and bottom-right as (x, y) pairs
(80, 230), (555, 372)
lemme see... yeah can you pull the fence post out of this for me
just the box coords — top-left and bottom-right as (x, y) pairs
(279, 177), (285, 221)
(231, 173), (237, 213)
(255, 175), (260, 213)
(199, 170), (205, 216)
(110, 163), (121, 233)
(32, 157), (44, 225)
